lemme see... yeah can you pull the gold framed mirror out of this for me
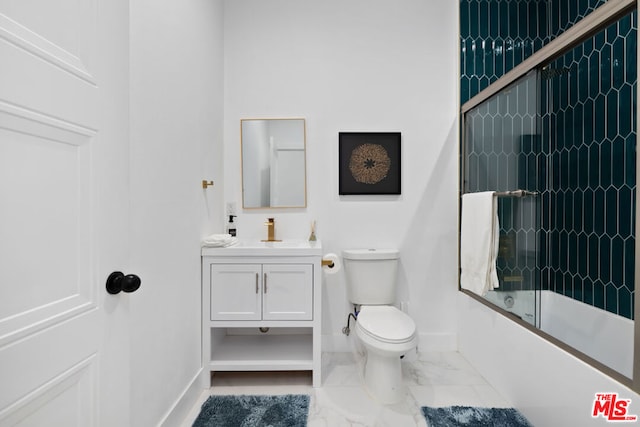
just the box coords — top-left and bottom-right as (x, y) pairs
(240, 118), (307, 209)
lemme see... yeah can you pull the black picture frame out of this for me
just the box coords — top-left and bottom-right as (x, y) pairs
(338, 132), (401, 195)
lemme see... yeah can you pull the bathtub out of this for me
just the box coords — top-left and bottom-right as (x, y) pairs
(484, 289), (634, 378)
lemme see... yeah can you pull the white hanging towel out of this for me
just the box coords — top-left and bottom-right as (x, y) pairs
(460, 192), (500, 296)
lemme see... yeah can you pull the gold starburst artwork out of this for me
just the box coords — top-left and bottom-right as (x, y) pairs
(339, 132), (401, 195)
(348, 143), (391, 184)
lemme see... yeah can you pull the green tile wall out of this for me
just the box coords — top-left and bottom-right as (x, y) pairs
(460, 0), (636, 319)
(542, 13), (637, 319)
(460, 0), (547, 104)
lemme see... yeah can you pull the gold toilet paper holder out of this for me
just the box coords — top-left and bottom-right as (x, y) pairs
(321, 259), (335, 268)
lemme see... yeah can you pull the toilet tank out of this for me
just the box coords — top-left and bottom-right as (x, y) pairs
(342, 249), (399, 305)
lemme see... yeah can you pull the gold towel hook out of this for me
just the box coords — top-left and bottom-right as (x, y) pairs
(202, 180), (214, 189)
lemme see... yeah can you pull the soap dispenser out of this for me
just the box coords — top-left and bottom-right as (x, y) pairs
(226, 215), (237, 237)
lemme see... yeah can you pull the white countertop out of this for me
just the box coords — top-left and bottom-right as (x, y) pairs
(201, 239), (322, 257)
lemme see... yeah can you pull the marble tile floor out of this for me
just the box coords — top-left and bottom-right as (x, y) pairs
(181, 351), (510, 427)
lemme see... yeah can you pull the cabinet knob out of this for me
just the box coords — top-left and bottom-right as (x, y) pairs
(106, 271), (142, 294)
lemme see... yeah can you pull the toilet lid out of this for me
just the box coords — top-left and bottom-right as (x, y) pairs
(357, 306), (416, 343)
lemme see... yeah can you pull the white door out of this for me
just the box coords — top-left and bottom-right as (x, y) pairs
(0, 1), (132, 426)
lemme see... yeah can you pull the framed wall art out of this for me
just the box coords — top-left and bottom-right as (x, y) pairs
(338, 132), (401, 195)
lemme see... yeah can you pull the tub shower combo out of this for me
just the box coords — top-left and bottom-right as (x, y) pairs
(460, 0), (638, 386)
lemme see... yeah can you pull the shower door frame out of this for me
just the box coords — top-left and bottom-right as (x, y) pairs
(458, 0), (640, 392)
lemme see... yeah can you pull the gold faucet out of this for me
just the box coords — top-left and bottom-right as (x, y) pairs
(262, 217), (281, 242)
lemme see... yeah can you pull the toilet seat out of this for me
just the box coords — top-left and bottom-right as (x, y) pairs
(357, 306), (416, 344)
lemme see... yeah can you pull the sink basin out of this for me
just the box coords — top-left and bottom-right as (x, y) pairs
(202, 239), (322, 256)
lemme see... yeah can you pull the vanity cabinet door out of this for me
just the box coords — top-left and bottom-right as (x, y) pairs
(210, 264), (262, 320)
(262, 264), (313, 321)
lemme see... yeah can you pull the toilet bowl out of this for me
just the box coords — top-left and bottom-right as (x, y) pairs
(354, 305), (417, 404)
(342, 248), (417, 404)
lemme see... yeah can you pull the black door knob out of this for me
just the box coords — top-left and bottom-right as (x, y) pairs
(106, 271), (141, 294)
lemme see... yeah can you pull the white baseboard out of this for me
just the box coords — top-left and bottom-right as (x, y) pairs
(322, 332), (457, 353)
(158, 368), (204, 427)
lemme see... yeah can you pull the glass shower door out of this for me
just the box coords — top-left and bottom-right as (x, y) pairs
(463, 70), (541, 326)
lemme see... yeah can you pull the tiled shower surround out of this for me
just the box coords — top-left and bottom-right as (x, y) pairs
(461, 0), (637, 319)
(460, 0), (607, 105)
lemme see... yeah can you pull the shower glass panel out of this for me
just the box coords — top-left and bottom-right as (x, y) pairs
(462, 11), (637, 380)
(463, 70), (541, 326)
(536, 14), (636, 379)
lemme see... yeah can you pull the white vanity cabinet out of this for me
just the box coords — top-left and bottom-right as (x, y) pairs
(210, 263), (313, 321)
(201, 241), (322, 387)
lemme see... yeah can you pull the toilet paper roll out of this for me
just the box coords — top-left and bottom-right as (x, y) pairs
(322, 253), (341, 275)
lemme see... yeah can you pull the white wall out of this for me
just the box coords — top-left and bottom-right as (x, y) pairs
(129, 1), (224, 426)
(223, 0), (460, 352)
(458, 292), (640, 426)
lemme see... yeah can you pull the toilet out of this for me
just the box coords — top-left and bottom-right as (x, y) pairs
(342, 248), (418, 404)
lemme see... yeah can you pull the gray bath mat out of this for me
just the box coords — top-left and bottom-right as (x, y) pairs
(421, 405), (533, 427)
(192, 394), (310, 427)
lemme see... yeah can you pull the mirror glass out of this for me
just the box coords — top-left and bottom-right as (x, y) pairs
(241, 118), (307, 208)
